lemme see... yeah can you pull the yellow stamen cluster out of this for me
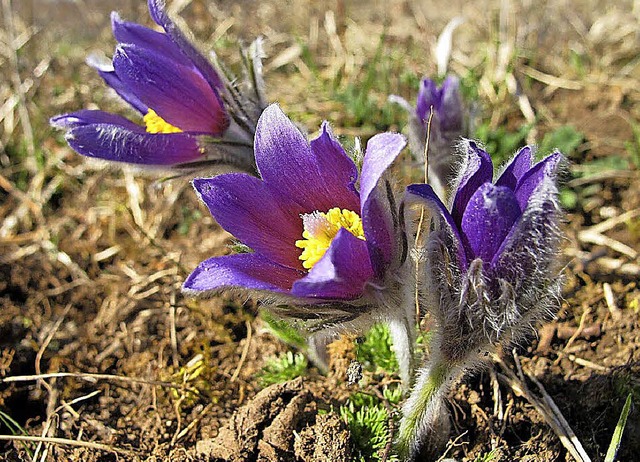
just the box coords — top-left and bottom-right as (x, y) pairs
(295, 207), (365, 270)
(143, 109), (183, 134)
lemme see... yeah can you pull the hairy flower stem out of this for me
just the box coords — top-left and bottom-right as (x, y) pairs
(388, 315), (415, 390)
(387, 264), (418, 390)
(396, 354), (456, 461)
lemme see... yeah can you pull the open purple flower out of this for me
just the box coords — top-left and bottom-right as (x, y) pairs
(397, 141), (565, 460)
(183, 104), (418, 383)
(184, 103), (406, 304)
(390, 76), (466, 200)
(51, 0), (265, 173)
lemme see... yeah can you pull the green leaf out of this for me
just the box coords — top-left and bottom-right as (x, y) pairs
(604, 394), (633, 462)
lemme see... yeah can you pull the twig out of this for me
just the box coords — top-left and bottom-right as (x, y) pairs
(527, 372), (592, 462)
(0, 435), (138, 457)
(578, 209), (640, 259)
(603, 283), (622, 321)
(520, 64), (583, 90)
(414, 107), (434, 322)
(564, 307), (590, 351)
(436, 431), (469, 462)
(172, 402), (214, 444)
(1, 372), (186, 390)
(170, 292), (180, 368)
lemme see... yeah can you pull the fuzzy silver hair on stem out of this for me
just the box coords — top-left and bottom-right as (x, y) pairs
(397, 141), (565, 461)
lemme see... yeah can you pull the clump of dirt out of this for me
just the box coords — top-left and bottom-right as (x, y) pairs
(194, 378), (351, 462)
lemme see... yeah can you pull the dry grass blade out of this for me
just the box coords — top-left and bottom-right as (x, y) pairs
(493, 354), (592, 462)
(578, 209), (640, 259)
(0, 435), (139, 457)
(230, 320), (253, 383)
(1, 0), (35, 161)
(1, 372), (188, 391)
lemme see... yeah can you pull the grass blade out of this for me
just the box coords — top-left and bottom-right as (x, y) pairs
(604, 394), (633, 462)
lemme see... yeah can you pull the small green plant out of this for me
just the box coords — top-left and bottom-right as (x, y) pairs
(339, 391), (399, 462)
(0, 410), (34, 458)
(539, 125), (585, 159)
(176, 206), (202, 235)
(356, 323), (398, 374)
(624, 121), (640, 168)
(332, 35), (403, 131)
(257, 351), (308, 387)
(474, 448), (499, 462)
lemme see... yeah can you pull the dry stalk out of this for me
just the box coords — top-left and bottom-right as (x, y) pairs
(0, 435), (139, 457)
(493, 354), (592, 462)
(1, 372), (189, 391)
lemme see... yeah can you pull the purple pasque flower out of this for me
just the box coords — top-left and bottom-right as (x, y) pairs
(184, 103), (407, 306)
(397, 141), (565, 460)
(414, 76), (463, 135)
(407, 140), (563, 302)
(390, 76), (465, 200)
(183, 104), (417, 382)
(51, 0), (265, 174)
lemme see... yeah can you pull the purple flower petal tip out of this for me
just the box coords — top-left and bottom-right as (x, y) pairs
(183, 254), (302, 295)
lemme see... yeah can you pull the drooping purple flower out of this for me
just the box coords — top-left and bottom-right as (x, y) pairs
(51, 0), (265, 174)
(397, 141), (565, 460)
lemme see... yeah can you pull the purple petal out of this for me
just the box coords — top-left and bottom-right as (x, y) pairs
(183, 253), (304, 295)
(405, 183), (467, 268)
(146, 0), (224, 92)
(451, 140), (493, 226)
(514, 152), (563, 209)
(439, 76), (463, 132)
(193, 175), (305, 269)
(50, 110), (142, 131)
(65, 123), (202, 165)
(113, 44), (228, 134)
(309, 122), (360, 211)
(491, 178), (561, 282)
(111, 11), (191, 68)
(292, 228), (373, 300)
(460, 183), (521, 263)
(254, 105), (360, 212)
(495, 146), (533, 190)
(416, 78), (438, 124)
(360, 132), (406, 277)
(87, 59), (148, 114)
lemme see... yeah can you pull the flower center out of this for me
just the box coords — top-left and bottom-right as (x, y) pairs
(144, 109), (183, 134)
(295, 207), (365, 270)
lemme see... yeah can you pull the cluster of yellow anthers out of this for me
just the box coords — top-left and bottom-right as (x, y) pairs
(143, 108), (183, 134)
(296, 207), (365, 270)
